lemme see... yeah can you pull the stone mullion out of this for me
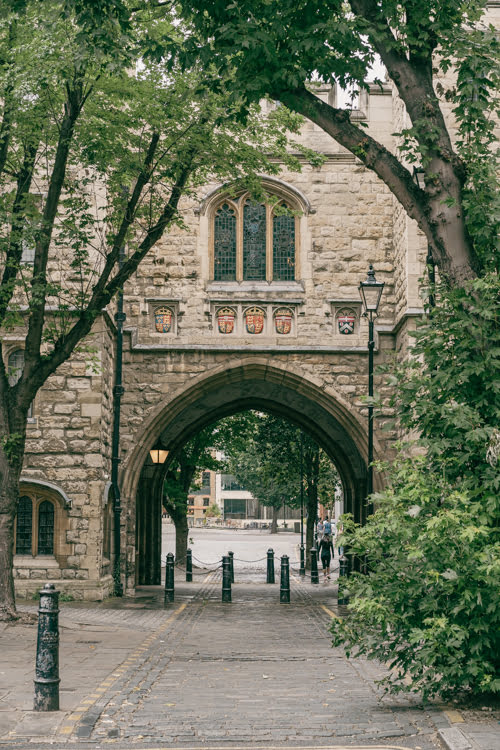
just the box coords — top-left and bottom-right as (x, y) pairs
(236, 200), (244, 281)
(266, 204), (273, 281)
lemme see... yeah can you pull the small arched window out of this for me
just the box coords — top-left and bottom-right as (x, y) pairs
(212, 195), (298, 282)
(15, 495), (56, 556)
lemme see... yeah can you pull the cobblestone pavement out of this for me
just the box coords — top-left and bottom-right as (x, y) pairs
(3, 567), (496, 749)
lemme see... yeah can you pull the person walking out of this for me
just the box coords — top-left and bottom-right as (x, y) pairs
(323, 516), (332, 536)
(318, 533), (334, 580)
(316, 518), (324, 542)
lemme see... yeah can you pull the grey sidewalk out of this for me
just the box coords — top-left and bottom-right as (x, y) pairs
(0, 570), (498, 750)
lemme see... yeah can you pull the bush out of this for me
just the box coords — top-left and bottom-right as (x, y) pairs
(332, 460), (500, 700)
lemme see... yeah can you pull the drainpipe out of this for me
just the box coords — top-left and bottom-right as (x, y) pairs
(110, 244), (126, 596)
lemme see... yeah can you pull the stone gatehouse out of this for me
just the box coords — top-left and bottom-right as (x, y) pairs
(12, 82), (430, 600)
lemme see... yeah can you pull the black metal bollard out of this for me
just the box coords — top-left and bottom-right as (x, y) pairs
(338, 554), (350, 605)
(164, 552), (175, 603)
(299, 544), (305, 576)
(34, 583), (60, 711)
(310, 547), (319, 585)
(222, 555), (232, 602)
(280, 555), (290, 603)
(228, 550), (234, 583)
(266, 548), (275, 584)
(186, 548), (193, 582)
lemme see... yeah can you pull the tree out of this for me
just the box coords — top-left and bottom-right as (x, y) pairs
(331, 274), (500, 698)
(178, 0), (500, 286)
(0, 0), (313, 620)
(163, 412), (259, 562)
(225, 412), (341, 557)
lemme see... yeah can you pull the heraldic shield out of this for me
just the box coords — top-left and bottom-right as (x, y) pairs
(217, 307), (235, 334)
(337, 309), (355, 335)
(244, 306), (265, 334)
(155, 306), (173, 333)
(274, 307), (293, 335)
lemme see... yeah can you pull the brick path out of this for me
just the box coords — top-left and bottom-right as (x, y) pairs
(2, 568), (490, 749)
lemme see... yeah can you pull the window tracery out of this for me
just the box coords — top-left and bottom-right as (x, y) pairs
(211, 195), (298, 282)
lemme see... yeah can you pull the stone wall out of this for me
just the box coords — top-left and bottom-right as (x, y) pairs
(13, 81), (424, 599)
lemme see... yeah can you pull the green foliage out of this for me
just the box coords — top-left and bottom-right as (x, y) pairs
(332, 275), (500, 699)
(332, 459), (500, 700)
(225, 411), (340, 511)
(205, 503), (221, 518)
(387, 273), (500, 508)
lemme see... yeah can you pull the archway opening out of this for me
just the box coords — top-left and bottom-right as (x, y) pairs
(126, 362), (373, 590)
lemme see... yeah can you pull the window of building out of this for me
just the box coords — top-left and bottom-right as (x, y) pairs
(212, 196), (297, 282)
(7, 349), (33, 418)
(201, 471), (211, 488)
(15, 494), (54, 555)
(203, 497), (210, 507)
(221, 474), (245, 491)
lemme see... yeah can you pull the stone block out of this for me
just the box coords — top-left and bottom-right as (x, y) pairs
(61, 569), (76, 578)
(74, 543), (87, 555)
(81, 403), (101, 417)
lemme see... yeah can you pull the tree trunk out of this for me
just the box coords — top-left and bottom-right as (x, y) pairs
(270, 505), (279, 534)
(0, 442), (25, 621)
(173, 511), (189, 566)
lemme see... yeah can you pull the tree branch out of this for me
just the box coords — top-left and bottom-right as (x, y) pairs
(0, 140), (39, 326)
(29, 159), (194, 393)
(23, 80), (85, 379)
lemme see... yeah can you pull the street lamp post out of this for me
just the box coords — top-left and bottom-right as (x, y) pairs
(299, 433), (305, 576)
(359, 265), (384, 516)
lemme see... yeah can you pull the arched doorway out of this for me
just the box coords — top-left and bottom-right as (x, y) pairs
(121, 361), (380, 591)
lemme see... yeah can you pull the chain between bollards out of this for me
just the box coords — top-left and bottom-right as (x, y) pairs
(34, 583), (60, 711)
(164, 552), (175, 603)
(280, 555), (290, 603)
(186, 548), (193, 582)
(266, 548), (275, 584)
(310, 547), (319, 585)
(228, 550), (234, 583)
(222, 555), (232, 602)
(338, 553), (350, 605)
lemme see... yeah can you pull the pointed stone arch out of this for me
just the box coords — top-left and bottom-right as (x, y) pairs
(120, 358), (380, 591)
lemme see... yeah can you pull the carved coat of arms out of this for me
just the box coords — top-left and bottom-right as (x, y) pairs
(217, 307), (235, 334)
(337, 310), (356, 335)
(155, 307), (173, 333)
(244, 307), (265, 334)
(274, 307), (293, 335)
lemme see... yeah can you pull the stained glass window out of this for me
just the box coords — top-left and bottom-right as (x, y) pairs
(16, 496), (32, 554)
(38, 500), (54, 555)
(214, 203), (237, 280)
(243, 202), (266, 280)
(273, 211), (295, 280)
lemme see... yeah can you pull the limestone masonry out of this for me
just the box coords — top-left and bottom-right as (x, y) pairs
(11, 81), (434, 600)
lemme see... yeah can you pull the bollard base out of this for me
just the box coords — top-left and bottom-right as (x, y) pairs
(34, 679), (60, 711)
(222, 590), (232, 603)
(280, 591), (290, 604)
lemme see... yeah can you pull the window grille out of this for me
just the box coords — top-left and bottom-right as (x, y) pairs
(16, 496), (33, 555)
(37, 500), (54, 555)
(214, 203), (237, 280)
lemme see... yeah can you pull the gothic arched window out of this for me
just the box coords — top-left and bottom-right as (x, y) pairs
(15, 494), (55, 556)
(212, 196), (297, 282)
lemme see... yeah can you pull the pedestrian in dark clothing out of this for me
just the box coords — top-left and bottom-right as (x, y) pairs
(318, 533), (334, 580)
